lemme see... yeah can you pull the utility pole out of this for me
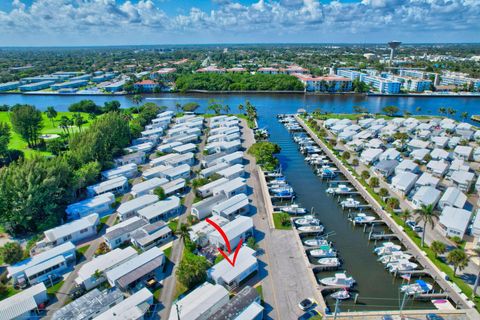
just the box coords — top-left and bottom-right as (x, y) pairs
(175, 302), (181, 320)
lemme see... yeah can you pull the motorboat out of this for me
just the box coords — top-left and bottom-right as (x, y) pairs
(378, 251), (413, 264)
(352, 213), (376, 224)
(400, 280), (433, 296)
(298, 225), (324, 233)
(327, 184), (353, 195)
(309, 245), (336, 258)
(295, 217), (320, 226)
(387, 260), (418, 273)
(340, 198), (360, 208)
(304, 238), (329, 247)
(320, 273), (355, 288)
(318, 167), (337, 179)
(282, 204), (308, 215)
(330, 289), (350, 300)
(265, 171), (283, 178)
(374, 242), (402, 256)
(270, 186), (293, 193)
(317, 257), (341, 267)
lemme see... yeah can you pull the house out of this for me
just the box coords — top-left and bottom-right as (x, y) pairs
(206, 151), (244, 168)
(117, 194), (159, 221)
(212, 178), (247, 198)
(201, 152), (228, 168)
(415, 172), (440, 188)
(208, 247), (258, 289)
(431, 136), (449, 149)
(448, 137), (461, 149)
(472, 210), (480, 241)
(190, 215), (230, 246)
(142, 165), (172, 180)
(410, 148), (430, 163)
(474, 148), (480, 162)
(168, 282), (229, 320)
(105, 247), (165, 291)
(192, 193), (229, 220)
(0, 283), (48, 320)
(200, 162), (229, 179)
(212, 194), (250, 220)
(374, 160), (399, 178)
(439, 187), (467, 210)
(395, 160), (420, 176)
(451, 170), (475, 192)
(158, 164), (191, 181)
(150, 154), (179, 167)
(104, 217), (147, 249)
(380, 148), (401, 161)
(411, 186), (441, 209)
(87, 176), (129, 197)
(197, 178), (230, 198)
(338, 130), (356, 142)
(172, 143), (197, 154)
(448, 159), (470, 175)
(134, 80), (160, 92)
(125, 142), (154, 154)
(37, 214), (99, 248)
(160, 178), (186, 196)
(52, 288), (124, 320)
(438, 206), (472, 239)
(205, 140), (242, 154)
(94, 288), (154, 320)
(360, 148), (383, 165)
(151, 153), (195, 168)
(130, 221), (173, 251)
(391, 172), (418, 196)
(430, 148), (450, 161)
(330, 124), (348, 135)
(66, 193), (115, 219)
(209, 216), (254, 251)
(75, 247), (138, 290)
(157, 141), (183, 153)
(217, 164), (245, 180)
(454, 145), (473, 161)
(7, 242), (76, 286)
(137, 196), (181, 223)
(407, 139), (430, 151)
(101, 163), (138, 180)
(426, 160), (449, 177)
(114, 151), (146, 166)
(130, 177), (168, 198)
(209, 286), (263, 320)
(358, 118), (375, 128)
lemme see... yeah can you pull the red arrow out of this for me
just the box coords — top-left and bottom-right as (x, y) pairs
(206, 218), (243, 267)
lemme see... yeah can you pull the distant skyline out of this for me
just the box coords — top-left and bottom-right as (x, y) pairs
(0, 0), (479, 47)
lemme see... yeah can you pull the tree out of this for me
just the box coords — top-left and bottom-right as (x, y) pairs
(382, 106), (399, 117)
(132, 95), (144, 112)
(95, 242), (110, 256)
(238, 104), (244, 113)
(45, 106), (58, 127)
(353, 106), (367, 114)
(103, 101), (121, 113)
(461, 112), (469, 121)
(430, 241), (446, 258)
(399, 209), (411, 223)
(447, 249), (469, 276)
(153, 187), (166, 200)
(175, 103), (182, 113)
(438, 107), (446, 115)
(447, 108), (456, 117)
(9, 104), (43, 148)
(73, 113), (86, 131)
(0, 122), (10, 159)
(247, 142), (281, 171)
(59, 115), (73, 135)
(207, 99), (223, 115)
(471, 248), (480, 296)
(176, 224), (190, 244)
(278, 212), (291, 227)
(361, 170), (370, 180)
(415, 204), (439, 247)
(182, 102), (199, 112)
(69, 100), (101, 114)
(247, 237), (258, 250)
(0, 242), (24, 264)
(352, 158), (359, 166)
(342, 151), (351, 160)
(379, 188), (389, 199)
(369, 176), (379, 188)
(176, 252), (210, 289)
(386, 197), (400, 210)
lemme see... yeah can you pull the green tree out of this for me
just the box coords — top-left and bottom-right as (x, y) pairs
(415, 204), (439, 247)
(386, 197), (400, 210)
(379, 188), (389, 199)
(369, 176), (379, 188)
(132, 95), (144, 112)
(461, 112), (469, 121)
(0, 242), (24, 264)
(176, 252), (210, 289)
(59, 115), (73, 135)
(73, 113), (86, 131)
(352, 158), (359, 166)
(471, 248), (480, 296)
(353, 106), (367, 113)
(103, 101), (121, 113)
(447, 249), (469, 276)
(153, 187), (166, 200)
(207, 99), (223, 115)
(430, 241), (446, 258)
(238, 104), (244, 113)
(45, 106), (58, 127)
(438, 107), (446, 115)
(69, 100), (101, 114)
(9, 104), (43, 148)
(247, 142), (281, 171)
(176, 224), (190, 244)
(399, 209), (411, 223)
(342, 151), (351, 160)
(0, 122), (10, 159)
(382, 106), (399, 117)
(278, 212), (291, 227)
(361, 170), (370, 180)
(247, 237), (258, 250)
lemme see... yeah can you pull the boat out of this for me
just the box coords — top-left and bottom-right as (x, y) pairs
(265, 171), (283, 178)
(320, 273), (355, 288)
(330, 289), (350, 300)
(340, 198), (360, 208)
(317, 257), (341, 267)
(298, 225), (324, 233)
(270, 186), (294, 194)
(400, 280), (433, 296)
(309, 246), (336, 258)
(317, 166), (337, 178)
(282, 204), (308, 215)
(387, 260), (418, 273)
(327, 184), (353, 195)
(378, 251), (413, 264)
(295, 217), (320, 226)
(374, 242), (402, 256)
(352, 213), (376, 224)
(304, 238), (329, 247)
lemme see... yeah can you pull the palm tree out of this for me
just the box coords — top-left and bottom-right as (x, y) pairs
(447, 249), (469, 276)
(223, 104), (230, 114)
(438, 107), (446, 115)
(238, 104), (244, 114)
(132, 94), (143, 113)
(461, 112), (469, 121)
(175, 102), (182, 114)
(414, 204), (439, 247)
(399, 209), (412, 223)
(379, 188), (389, 199)
(59, 115), (73, 135)
(430, 241), (446, 258)
(73, 113), (86, 131)
(45, 106), (57, 127)
(176, 224), (190, 244)
(361, 170), (370, 180)
(471, 248), (480, 296)
(447, 108), (456, 117)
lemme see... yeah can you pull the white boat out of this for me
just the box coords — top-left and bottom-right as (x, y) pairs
(304, 238), (329, 247)
(309, 247), (336, 258)
(295, 217), (320, 226)
(330, 289), (350, 300)
(298, 225), (324, 233)
(340, 198), (360, 208)
(282, 204), (307, 215)
(378, 251), (413, 264)
(352, 213), (376, 224)
(329, 184), (353, 195)
(387, 260), (418, 273)
(374, 242), (402, 256)
(400, 280), (433, 296)
(320, 273), (355, 288)
(318, 257), (341, 267)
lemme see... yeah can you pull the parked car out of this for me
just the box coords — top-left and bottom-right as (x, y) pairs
(298, 298), (315, 311)
(298, 309), (321, 320)
(406, 220), (422, 232)
(426, 314), (445, 320)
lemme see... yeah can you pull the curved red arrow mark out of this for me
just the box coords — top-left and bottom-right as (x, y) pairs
(206, 217), (232, 253)
(206, 218), (244, 267)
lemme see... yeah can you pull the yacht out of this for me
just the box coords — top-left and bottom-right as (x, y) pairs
(340, 198), (360, 208)
(327, 184), (353, 195)
(374, 242), (402, 256)
(400, 280), (433, 296)
(282, 204), (307, 215)
(387, 260), (418, 273)
(298, 225), (324, 233)
(378, 251), (413, 264)
(317, 257), (341, 268)
(320, 273), (355, 288)
(303, 238), (329, 247)
(309, 246), (337, 258)
(318, 166), (337, 179)
(330, 289), (350, 300)
(352, 213), (376, 224)
(295, 217), (320, 226)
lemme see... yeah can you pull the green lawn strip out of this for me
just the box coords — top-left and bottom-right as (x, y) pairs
(168, 220), (178, 233)
(153, 287), (162, 300)
(47, 280), (65, 295)
(214, 254), (224, 264)
(255, 285), (263, 302)
(76, 244), (90, 256)
(164, 247), (172, 259)
(272, 212), (292, 230)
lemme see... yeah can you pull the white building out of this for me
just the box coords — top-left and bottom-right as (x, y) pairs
(192, 193), (229, 220)
(102, 163), (138, 180)
(197, 178), (230, 198)
(451, 170), (475, 192)
(411, 186), (441, 209)
(212, 194), (250, 220)
(39, 213), (99, 248)
(0, 283), (48, 320)
(114, 151), (146, 166)
(209, 216), (254, 251)
(360, 148), (383, 164)
(439, 187), (467, 210)
(131, 177), (168, 198)
(217, 164), (244, 180)
(103, 217), (147, 249)
(117, 194), (159, 221)
(426, 160), (449, 177)
(87, 176), (129, 197)
(66, 193), (115, 219)
(190, 215), (230, 246)
(391, 172), (418, 196)
(137, 196), (181, 223)
(438, 206), (472, 239)
(94, 288), (154, 320)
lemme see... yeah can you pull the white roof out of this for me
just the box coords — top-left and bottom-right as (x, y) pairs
(161, 164), (191, 178)
(396, 159), (419, 172)
(392, 172), (418, 190)
(408, 139), (430, 149)
(45, 213), (99, 242)
(189, 215), (229, 242)
(102, 163), (137, 178)
(430, 148), (450, 160)
(197, 178), (229, 193)
(439, 206), (471, 232)
(66, 192), (115, 216)
(454, 145), (473, 157)
(160, 178), (186, 194)
(208, 246), (257, 284)
(117, 195), (159, 215)
(440, 187), (467, 208)
(142, 165), (172, 179)
(137, 196), (181, 220)
(412, 186), (441, 206)
(172, 143), (196, 153)
(0, 283), (47, 320)
(131, 177), (168, 195)
(216, 216), (253, 246)
(451, 170), (475, 185)
(361, 148), (383, 161)
(88, 176), (127, 195)
(416, 172), (439, 187)
(94, 288), (153, 320)
(217, 164), (244, 177)
(200, 162), (229, 176)
(410, 148), (429, 160)
(380, 148), (400, 160)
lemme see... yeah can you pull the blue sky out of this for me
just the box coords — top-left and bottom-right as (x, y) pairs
(0, 0), (479, 46)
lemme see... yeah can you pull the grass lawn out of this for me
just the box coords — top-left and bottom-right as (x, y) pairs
(255, 285), (263, 302)
(153, 287), (162, 300)
(272, 212), (292, 230)
(168, 219), (178, 233)
(174, 281), (188, 300)
(164, 247), (172, 259)
(76, 244), (90, 256)
(0, 285), (19, 300)
(0, 111), (95, 158)
(47, 280), (65, 295)
(214, 254), (224, 264)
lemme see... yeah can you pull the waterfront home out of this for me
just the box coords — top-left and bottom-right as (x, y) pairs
(217, 164), (245, 180)
(209, 126), (240, 137)
(438, 206), (472, 239)
(130, 221), (172, 251)
(205, 140), (242, 154)
(160, 178), (186, 196)
(19, 80), (55, 91)
(52, 287), (124, 320)
(391, 172), (418, 196)
(439, 187), (467, 210)
(37, 213), (99, 249)
(431, 136), (449, 149)
(207, 132), (241, 144)
(158, 164), (191, 181)
(430, 148), (451, 161)
(87, 176), (129, 197)
(426, 160), (449, 177)
(174, 114), (196, 123)
(142, 165), (172, 180)
(407, 139), (430, 151)
(168, 126), (201, 138)
(197, 178), (230, 198)
(456, 122), (473, 135)
(0, 283), (48, 320)
(137, 196), (181, 223)
(453, 145), (473, 161)
(212, 194), (250, 220)
(94, 288), (153, 320)
(134, 80), (160, 92)
(117, 194), (159, 221)
(379, 148), (401, 161)
(114, 151), (146, 166)
(395, 159), (420, 176)
(130, 177), (168, 198)
(157, 141), (183, 153)
(440, 118), (456, 132)
(124, 142), (154, 154)
(104, 217), (148, 249)
(368, 124), (386, 136)
(209, 216), (254, 251)
(212, 177), (247, 198)
(360, 148), (383, 165)
(208, 247), (258, 290)
(8, 242), (76, 286)
(330, 123), (348, 135)
(172, 143), (197, 154)
(374, 159), (399, 178)
(451, 170), (475, 192)
(410, 148), (430, 163)
(0, 80), (20, 92)
(208, 151), (244, 168)
(168, 282), (229, 320)
(75, 247), (138, 290)
(209, 285), (263, 320)
(366, 138), (383, 149)
(105, 247), (165, 291)
(66, 192), (115, 219)
(201, 152), (228, 168)
(192, 193), (229, 220)
(200, 162), (229, 179)
(102, 163), (138, 180)
(415, 172), (440, 188)
(411, 186), (442, 209)
(190, 215), (230, 246)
